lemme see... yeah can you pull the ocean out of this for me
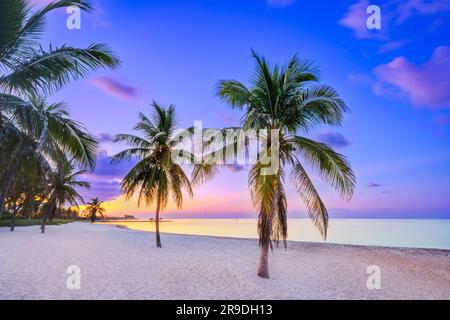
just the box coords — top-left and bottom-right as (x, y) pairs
(103, 218), (450, 250)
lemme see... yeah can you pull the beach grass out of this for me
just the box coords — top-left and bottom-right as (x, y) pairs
(0, 219), (73, 228)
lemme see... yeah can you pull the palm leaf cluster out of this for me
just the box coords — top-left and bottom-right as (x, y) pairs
(1, 96), (95, 231)
(0, 0), (120, 230)
(83, 197), (105, 223)
(0, 0), (120, 98)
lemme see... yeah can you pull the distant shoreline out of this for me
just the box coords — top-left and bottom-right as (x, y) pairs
(100, 220), (450, 252)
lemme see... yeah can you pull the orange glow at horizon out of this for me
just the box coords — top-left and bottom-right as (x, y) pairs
(95, 189), (253, 217)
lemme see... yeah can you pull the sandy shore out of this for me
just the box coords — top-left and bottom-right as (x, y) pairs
(0, 222), (449, 300)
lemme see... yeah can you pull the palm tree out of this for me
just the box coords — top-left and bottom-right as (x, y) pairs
(112, 102), (193, 248)
(193, 51), (356, 278)
(6, 151), (43, 231)
(1, 0), (119, 220)
(0, 96), (99, 220)
(41, 157), (90, 233)
(0, 0), (120, 111)
(83, 197), (105, 224)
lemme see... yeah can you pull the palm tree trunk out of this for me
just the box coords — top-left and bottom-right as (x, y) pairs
(41, 212), (48, 233)
(155, 199), (162, 248)
(257, 209), (273, 279)
(0, 145), (26, 220)
(90, 209), (96, 224)
(41, 202), (55, 234)
(10, 203), (17, 232)
(257, 242), (270, 278)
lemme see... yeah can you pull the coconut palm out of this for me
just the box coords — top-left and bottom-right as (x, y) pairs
(0, 95), (99, 220)
(112, 102), (193, 248)
(41, 157), (90, 233)
(193, 51), (355, 278)
(0, 0), (120, 110)
(83, 197), (105, 224)
(6, 151), (44, 230)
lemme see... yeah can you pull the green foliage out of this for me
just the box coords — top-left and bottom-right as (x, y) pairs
(113, 102), (193, 211)
(195, 51), (356, 247)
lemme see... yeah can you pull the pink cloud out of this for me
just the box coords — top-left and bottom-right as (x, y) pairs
(339, 0), (384, 39)
(373, 46), (450, 109)
(91, 76), (139, 101)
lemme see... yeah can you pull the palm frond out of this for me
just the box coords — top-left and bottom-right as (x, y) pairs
(290, 161), (328, 239)
(0, 44), (120, 96)
(291, 136), (355, 200)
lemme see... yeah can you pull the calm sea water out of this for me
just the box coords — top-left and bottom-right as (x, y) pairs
(103, 219), (450, 250)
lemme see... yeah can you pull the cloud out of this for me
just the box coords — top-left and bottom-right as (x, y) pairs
(316, 131), (350, 148)
(91, 76), (139, 101)
(339, 0), (383, 39)
(97, 133), (115, 143)
(395, 0), (450, 23)
(89, 3), (110, 28)
(78, 152), (137, 201)
(78, 180), (122, 203)
(33, 0), (110, 27)
(373, 46), (450, 110)
(228, 164), (246, 173)
(366, 182), (383, 188)
(340, 0), (450, 41)
(266, 0), (295, 7)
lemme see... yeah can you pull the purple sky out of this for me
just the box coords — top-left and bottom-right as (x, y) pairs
(37, 0), (450, 218)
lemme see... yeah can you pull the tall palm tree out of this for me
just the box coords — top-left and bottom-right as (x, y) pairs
(113, 102), (194, 248)
(193, 51), (356, 278)
(83, 197), (105, 224)
(41, 157), (90, 233)
(0, 96), (99, 220)
(0, 0), (120, 110)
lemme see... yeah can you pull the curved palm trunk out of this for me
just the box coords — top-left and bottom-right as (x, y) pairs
(0, 145), (26, 220)
(41, 202), (56, 234)
(41, 212), (48, 233)
(10, 203), (17, 232)
(155, 198), (162, 248)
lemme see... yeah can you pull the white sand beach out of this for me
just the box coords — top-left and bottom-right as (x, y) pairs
(0, 222), (449, 300)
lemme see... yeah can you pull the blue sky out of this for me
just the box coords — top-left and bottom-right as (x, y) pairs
(37, 0), (450, 218)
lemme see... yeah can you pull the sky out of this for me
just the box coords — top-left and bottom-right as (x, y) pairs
(35, 0), (450, 218)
